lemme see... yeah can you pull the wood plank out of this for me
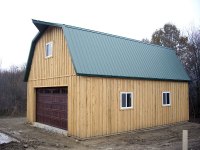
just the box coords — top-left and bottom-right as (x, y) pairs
(80, 77), (87, 138)
(116, 79), (120, 132)
(130, 80), (134, 130)
(107, 78), (111, 134)
(91, 77), (96, 136)
(73, 76), (77, 136)
(134, 80), (138, 129)
(95, 78), (100, 136)
(86, 77), (91, 137)
(102, 78), (107, 135)
(99, 78), (103, 136)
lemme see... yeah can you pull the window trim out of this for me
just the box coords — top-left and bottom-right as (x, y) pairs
(162, 91), (171, 107)
(45, 41), (53, 58)
(120, 92), (133, 110)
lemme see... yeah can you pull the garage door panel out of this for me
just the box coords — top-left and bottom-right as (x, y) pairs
(36, 87), (68, 130)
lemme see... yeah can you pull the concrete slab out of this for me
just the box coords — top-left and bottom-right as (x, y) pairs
(33, 122), (68, 136)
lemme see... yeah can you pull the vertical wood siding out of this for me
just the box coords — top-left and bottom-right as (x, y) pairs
(27, 27), (76, 134)
(70, 77), (189, 138)
(29, 27), (75, 81)
(27, 27), (189, 138)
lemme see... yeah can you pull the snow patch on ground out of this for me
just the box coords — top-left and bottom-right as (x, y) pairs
(0, 133), (18, 144)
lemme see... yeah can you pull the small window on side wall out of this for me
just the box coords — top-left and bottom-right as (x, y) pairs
(45, 42), (53, 58)
(120, 92), (133, 109)
(162, 92), (171, 106)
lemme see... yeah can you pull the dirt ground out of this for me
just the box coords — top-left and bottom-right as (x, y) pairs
(0, 117), (200, 150)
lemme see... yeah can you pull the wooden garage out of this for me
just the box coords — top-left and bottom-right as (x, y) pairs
(25, 20), (190, 138)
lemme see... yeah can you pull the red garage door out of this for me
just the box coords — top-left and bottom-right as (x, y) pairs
(36, 87), (68, 130)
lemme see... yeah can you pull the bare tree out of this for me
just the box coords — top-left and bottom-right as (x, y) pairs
(141, 38), (150, 43)
(150, 23), (200, 118)
(0, 59), (2, 72)
(0, 64), (27, 116)
(186, 28), (200, 117)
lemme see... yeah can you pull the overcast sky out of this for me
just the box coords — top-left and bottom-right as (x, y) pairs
(0, 0), (199, 69)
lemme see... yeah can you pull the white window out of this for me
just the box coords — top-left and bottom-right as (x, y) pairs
(45, 42), (53, 58)
(162, 92), (171, 106)
(120, 92), (133, 109)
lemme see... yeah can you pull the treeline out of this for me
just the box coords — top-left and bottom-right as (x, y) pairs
(143, 24), (200, 118)
(0, 65), (27, 116)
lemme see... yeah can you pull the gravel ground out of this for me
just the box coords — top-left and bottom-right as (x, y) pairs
(0, 117), (200, 150)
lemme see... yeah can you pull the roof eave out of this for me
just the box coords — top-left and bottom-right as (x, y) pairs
(32, 19), (62, 32)
(76, 73), (190, 82)
(24, 20), (62, 82)
(24, 32), (42, 82)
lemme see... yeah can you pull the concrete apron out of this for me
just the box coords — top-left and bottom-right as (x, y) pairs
(33, 122), (68, 136)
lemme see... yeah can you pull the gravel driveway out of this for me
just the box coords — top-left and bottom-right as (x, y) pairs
(0, 117), (200, 149)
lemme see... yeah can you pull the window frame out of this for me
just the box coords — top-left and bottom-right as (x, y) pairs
(120, 92), (133, 110)
(162, 91), (171, 107)
(45, 41), (53, 58)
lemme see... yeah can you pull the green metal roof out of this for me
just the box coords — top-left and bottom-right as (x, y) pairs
(24, 20), (190, 82)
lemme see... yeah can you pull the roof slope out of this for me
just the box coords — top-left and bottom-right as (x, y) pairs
(24, 20), (190, 81)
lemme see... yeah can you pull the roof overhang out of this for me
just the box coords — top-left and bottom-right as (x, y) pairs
(24, 20), (190, 82)
(32, 19), (62, 32)
(24, 20), (61, 82)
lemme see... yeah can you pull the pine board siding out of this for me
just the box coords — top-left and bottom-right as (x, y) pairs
(73, 77), (189, 138)
(27, 26), (189, 139)
(27, 27), (76, 135)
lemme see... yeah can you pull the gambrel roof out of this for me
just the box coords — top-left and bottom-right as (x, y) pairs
(24, 20), (190, 82)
